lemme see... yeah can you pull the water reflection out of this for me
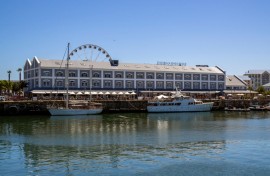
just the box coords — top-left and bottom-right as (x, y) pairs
(1, 112), (270, 176)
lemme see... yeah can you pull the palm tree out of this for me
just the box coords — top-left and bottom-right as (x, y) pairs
(7, 70), (12, 95)
(17, 68), (22, 81)
(7, 70), (11, 82)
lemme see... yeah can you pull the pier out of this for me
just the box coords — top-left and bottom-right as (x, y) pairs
(0, 98), (269, 116)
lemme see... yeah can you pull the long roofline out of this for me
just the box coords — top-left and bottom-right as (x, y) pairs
(215, 66), (226, 74)
(37, 59), (224, 73)
(234, 75), (248, 86)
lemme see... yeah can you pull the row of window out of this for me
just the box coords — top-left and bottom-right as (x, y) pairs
(34, 70), (225, 81)
(38, 79), (224, 89)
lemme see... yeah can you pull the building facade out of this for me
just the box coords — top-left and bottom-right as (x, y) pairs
(24, 57), (226, 93)
(244, 70), (270, 90)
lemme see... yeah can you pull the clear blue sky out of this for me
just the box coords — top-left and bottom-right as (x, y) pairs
(1, 0), (270, 80)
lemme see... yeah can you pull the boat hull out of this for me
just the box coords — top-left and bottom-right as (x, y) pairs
(48, 108), (103, 116)
(147, 103), (213, 113)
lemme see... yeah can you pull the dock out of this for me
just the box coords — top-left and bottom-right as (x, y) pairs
(0, 98), (269, 116)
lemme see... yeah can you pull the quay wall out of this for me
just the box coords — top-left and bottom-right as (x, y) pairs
(0, 99), (269, 116)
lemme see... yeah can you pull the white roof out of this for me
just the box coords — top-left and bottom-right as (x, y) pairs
(226, 75), (247, 86)
(245, 70), (270, 75)
(34, 58), (224, 74)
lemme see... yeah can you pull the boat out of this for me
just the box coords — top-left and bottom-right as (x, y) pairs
(48, 100), (103, 116)
(48, 43), (103, 116)
(147, 88), (214, 113)
(224, 107), (250, 112)
(249, 105), (268, 111)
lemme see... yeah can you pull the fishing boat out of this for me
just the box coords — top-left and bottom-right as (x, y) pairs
(249, 105), (268, 111)
(48, 43), (103, 116)
(147, 88), (213, 113)
(224, 107), (250, 112)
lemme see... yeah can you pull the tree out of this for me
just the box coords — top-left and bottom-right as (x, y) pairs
(17, 68), (22, 81)
(7, 70), (11, 82)
(257, 86), (265, 94)
(6, 70), (12, 95)
(0, 80), (12, 95)
(247, 86), (253, 91)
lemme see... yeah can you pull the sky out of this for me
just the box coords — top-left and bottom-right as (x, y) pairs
(0, 0), (270, 80)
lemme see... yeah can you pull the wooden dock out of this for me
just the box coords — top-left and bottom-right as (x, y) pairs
(0, 98), (269, 116)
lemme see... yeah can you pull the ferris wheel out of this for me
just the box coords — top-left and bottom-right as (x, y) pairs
(69, 44), (113, 62)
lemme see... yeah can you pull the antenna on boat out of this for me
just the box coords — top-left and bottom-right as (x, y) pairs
(65, 43), (70, 109)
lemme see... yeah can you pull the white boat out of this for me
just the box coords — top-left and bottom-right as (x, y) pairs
(48, 43), (103, 116)
(48, 100), (103, 116)
(147, 88), (213, 113)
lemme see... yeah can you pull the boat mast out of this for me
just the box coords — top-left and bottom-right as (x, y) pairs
(65, 43), (70, 109)
(89, 64), (93, 101)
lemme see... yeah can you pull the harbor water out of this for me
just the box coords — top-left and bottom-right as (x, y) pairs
(1, 111), (270, 176)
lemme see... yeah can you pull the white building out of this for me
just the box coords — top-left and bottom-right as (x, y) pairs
(24, 56), (226, 94)
(244, 70), (270, 90)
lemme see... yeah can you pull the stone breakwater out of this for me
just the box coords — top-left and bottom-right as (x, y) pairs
(0, 99), (269, 116)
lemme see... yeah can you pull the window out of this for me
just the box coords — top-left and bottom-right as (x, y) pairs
(115, 81), (123, 88)
(56, 80), (64, 87)
(69, 72), (76, 77)
(56, 71), (64, 77)
(156, 81), (164, 89)
(147, 73), (154, 79)
(104, 72), (112, 78)
(43, 71), (50, 76)
(218, 75), (224, 81)
(136, 81), (144, 88)
(43, 79), (51, 87)
(69, 80), (76, 87)
(81, 80), (88, 87)
(201, 74), (208, 80)
(146, 81), (154, 88)
(93, 80), (101, 87)
(81, 72), (88, 77)
(210, 75), (216, 81)
(166, 73), (173, 80)
(93, 72), (100, 78)
(210, 82), (216, 89)
(193, 82), (200, 89)
(175, 81), (182, 89)
(175, 74), (182, 80)
(184, 82), (191, 89)
(126, 72), (134, 78)
(126, 81), (134, 88)
(104, 80), (112, 88)
(166, 81), (173, 88)
(193, 74), (200, 80)
(115, 72), (123, 78)
(184, 74), (191, 80)
(218, 83), (224, 90)
(202, 82), (208, 89)
(156, 73), (164, 79)
(136, 72), (144, 79)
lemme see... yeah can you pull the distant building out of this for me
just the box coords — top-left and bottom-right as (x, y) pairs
(225, 75), (248, 90)
(244, 70), (270, 90)
(262, 83), (270, 91)
(237, 75), (251, 88)
(23, 57), (226, 94)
